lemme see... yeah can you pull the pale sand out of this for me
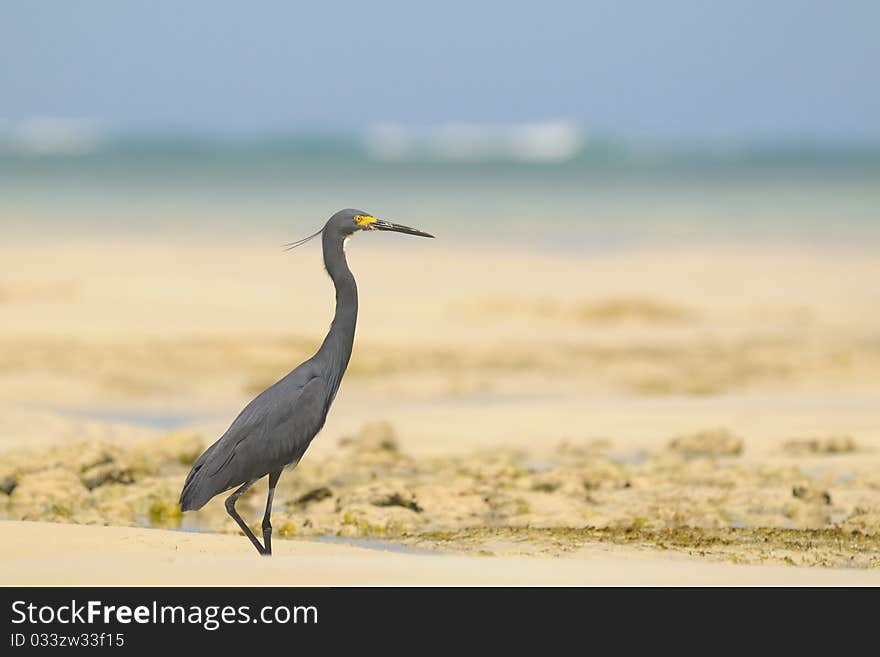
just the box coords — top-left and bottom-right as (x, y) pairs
(3, 237), (878, 344)
(3, 521), (879, 586)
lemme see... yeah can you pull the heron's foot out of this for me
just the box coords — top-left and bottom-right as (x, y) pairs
(235, 528), (269, 556)
(262, 521), (273, 557)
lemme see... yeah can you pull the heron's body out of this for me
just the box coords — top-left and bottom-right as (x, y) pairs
(179, 209), (433, 555)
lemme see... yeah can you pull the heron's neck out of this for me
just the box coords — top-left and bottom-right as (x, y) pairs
(316, 232), (358, 384)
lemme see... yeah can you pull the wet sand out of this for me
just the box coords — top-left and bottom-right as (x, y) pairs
(1, 237), (879, 584)
(3, 521), (879, 586)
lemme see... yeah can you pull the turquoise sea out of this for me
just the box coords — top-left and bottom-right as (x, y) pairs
(2, 135), (879, 250)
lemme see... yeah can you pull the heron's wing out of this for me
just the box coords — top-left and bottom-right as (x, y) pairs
(204, 361), (320, 468)
(180, 366), (328, 510)
(217, 374), (329, 481)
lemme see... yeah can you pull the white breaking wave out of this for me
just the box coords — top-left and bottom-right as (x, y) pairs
(0, 118), (103, 155)
(364, 120), (585, 163)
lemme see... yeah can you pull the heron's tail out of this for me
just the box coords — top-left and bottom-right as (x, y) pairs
(179, 445), (221, 512)
(179, 462), (208, 511)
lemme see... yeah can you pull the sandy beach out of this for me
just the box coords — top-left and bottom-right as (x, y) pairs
(4, 520), (880, 586)
(1, 236), (879, 584)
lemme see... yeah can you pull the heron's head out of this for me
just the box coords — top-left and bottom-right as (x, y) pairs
(334, 208), (434, 239)
(285, 209), (434, 250)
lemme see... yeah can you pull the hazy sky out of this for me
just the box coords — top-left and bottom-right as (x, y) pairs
(2, 1), (879, 140)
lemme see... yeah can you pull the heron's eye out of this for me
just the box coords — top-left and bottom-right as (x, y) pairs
(353, 214), (377, 228)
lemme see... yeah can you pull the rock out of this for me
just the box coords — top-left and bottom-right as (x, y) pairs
(148, 496), (183, 528)
(339, 421), (399, 453)
(293, 487), (333, 506)
(72, 445), (116, 472)
(9, 468), (90, 519)
(336, 503), (424, 537)
(335, 483), (422, 512)
(0, 476), (17, 495)
(80, 463), (135, 490)
(131, 432), (205, 471)
(783, 435), (857, 455)
(842, 508), (880, 534)
(668, 428), (743, 458)
(371, 491), (423, 513)
(792, 485), (832, 505)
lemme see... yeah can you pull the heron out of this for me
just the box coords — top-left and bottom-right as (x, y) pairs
(179, 208), (434, 555)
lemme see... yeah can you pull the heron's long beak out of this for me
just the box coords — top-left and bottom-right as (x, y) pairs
(372, 219), (434, 238)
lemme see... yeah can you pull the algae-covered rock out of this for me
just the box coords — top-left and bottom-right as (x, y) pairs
(792, 485), (832, 505)
(371, 491), (423, 513)
(335, 483), (423, 513)
(148, 496), (183, 528)
(0, 476), (17, 495)
(9, 467), (90, 520)
(842, 508), (880, 535)
(72, 445), (116, 473)
(80, 463), (135, 490)
(668, 428), (743, 458)
(130, 431), (205, 472)
(335, 503), (424, 537)
(292, 486), (333, 507)
(783, 435), (858, 455)
(339, 420), (399, 453)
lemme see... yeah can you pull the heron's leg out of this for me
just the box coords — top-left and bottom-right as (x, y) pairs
(225, 478), (266, 556)
(261, 469), (282, 557)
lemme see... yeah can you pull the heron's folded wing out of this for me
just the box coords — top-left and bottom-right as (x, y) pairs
(179, 373), (329, 510)
(212, 375), (328, 484)
(206, 372), (314, 469)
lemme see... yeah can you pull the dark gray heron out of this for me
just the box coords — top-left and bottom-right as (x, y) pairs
(179, 209), (433, 555)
